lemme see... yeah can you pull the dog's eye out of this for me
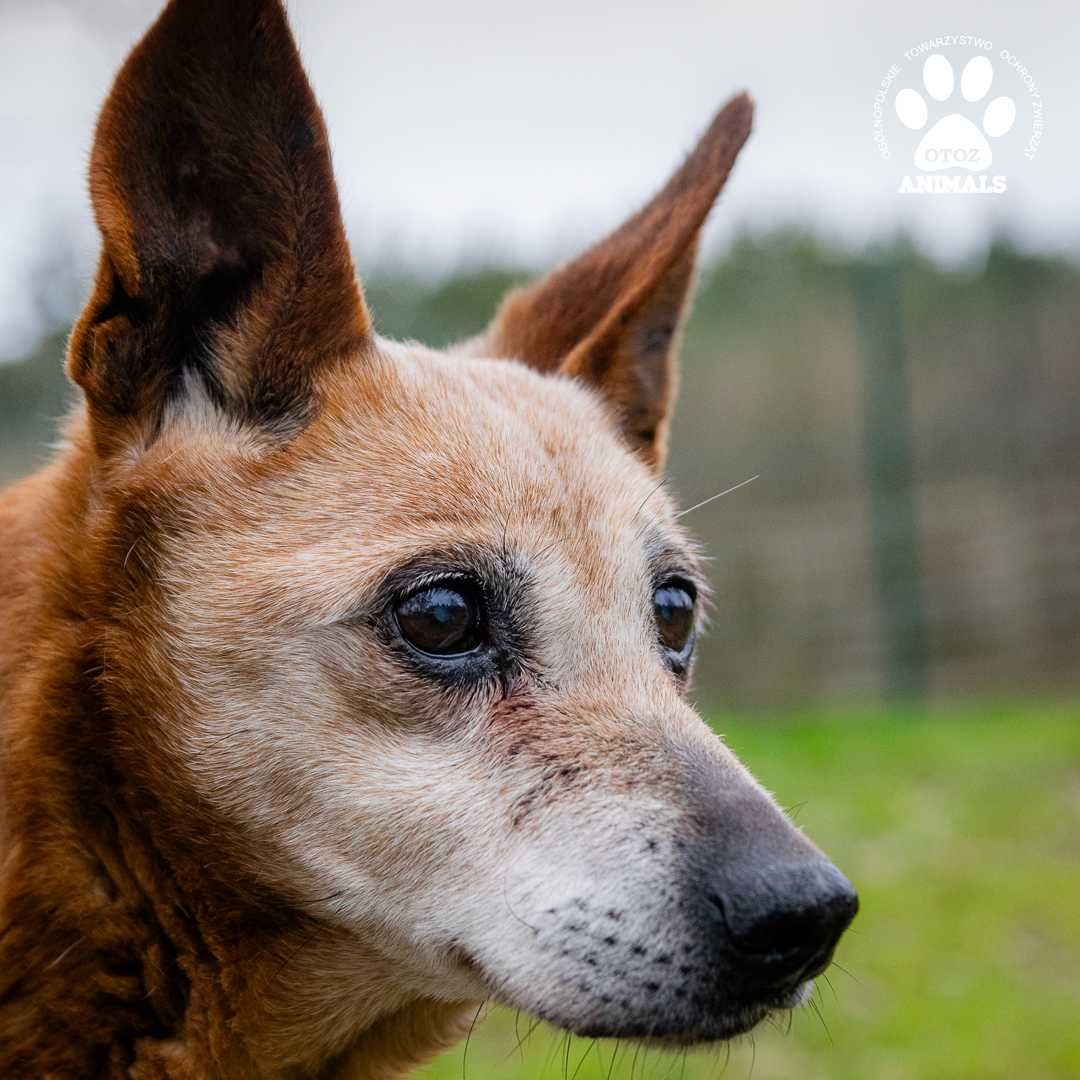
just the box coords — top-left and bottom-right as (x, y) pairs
(395, 584), (484, 657)
(654, 580), (696, 660)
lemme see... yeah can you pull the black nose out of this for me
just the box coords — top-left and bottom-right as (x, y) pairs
(712, 858), (858, 989)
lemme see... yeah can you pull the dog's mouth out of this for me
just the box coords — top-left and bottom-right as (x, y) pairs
(566, 979), (814, 1045)
(460, 942), (815, 1046)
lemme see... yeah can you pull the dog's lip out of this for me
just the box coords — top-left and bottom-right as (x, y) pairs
(467, 962), (807, 1046)
(570, 998), (776, 1045)
(453, 941), (812, 1044)
(572, 983), (809, 1045)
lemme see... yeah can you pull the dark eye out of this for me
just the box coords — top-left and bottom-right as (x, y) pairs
(654, 580), (696, 660)
(395, 583), (485, 657)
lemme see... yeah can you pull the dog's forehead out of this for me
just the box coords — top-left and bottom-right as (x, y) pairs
(298, 342), (678, 543)
(147, 342), (697, 618)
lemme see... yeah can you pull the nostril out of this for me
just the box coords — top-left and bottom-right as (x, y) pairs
(710, 889), (821, 960)
(735, 904), (827, 957)
(710, 863), (859, 972)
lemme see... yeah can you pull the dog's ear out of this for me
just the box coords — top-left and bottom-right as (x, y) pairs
(480, 95), (752, 469)
(68, 0), (370, 450)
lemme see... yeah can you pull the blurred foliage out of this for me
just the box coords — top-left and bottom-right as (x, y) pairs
(0, 324), (73, 481)
(421, 705), (1080, 1079)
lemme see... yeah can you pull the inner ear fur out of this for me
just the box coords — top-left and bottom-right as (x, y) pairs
(481, 94), (753, 469)
(68, 0), (371, 449)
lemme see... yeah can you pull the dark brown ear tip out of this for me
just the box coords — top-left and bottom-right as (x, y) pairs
(667, 92), (752, 196)
(714, 92), (755, 142)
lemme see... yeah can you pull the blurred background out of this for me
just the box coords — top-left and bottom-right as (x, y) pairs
(2, 1), (1078, 1076)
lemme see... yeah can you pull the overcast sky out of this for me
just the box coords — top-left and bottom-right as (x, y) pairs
(2, 0), (1077, 358)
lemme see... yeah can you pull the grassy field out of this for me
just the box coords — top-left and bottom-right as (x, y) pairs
(419, 705), (1080, 1079)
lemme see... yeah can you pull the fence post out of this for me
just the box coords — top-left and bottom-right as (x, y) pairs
(851, 260), (928, 701)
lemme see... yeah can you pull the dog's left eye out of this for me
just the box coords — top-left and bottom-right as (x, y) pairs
(395, 583), (485, 657)
(654, 580), (696, 662)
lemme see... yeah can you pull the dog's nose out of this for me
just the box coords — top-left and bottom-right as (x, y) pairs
(712, 858), (858, 989)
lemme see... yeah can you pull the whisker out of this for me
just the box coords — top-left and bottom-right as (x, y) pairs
(606, 1039), (622, 1080)
(461, 1001), (486, 1080)
(542, 1027), (567, 1076)
(501, 877), (541, 933)
(660, 1043), (684, 1080)
(830, 959), (861, 984)
(674, 475), (759, 519)
(807, 994), (833, 1045)
(632, 477), (668, 526)
(504, 1014), (544, 1062)
(570, 1039), (598, 1080)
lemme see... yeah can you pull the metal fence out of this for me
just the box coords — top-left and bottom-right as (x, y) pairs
(692, 474), (1080, 707)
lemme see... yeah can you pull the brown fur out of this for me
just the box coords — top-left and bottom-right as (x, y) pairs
(68, 0), (371, 454)
(0, 1), (776, 1077)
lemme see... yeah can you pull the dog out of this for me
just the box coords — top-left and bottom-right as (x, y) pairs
(0, 1), (857, 1076)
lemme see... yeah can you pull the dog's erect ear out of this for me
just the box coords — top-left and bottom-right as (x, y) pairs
(480, 95), (752, 469)
(68, 0), (370, 448)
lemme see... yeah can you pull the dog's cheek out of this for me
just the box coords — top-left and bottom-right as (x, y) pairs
(175, 645), (504, 928)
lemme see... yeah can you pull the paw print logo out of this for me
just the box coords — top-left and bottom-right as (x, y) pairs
(895, 54), (1016, 172)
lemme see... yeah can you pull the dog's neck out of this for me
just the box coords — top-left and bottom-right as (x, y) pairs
(0, 461), (476, 1079)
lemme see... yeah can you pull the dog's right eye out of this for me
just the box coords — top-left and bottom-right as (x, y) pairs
(395, 584), (485, 657)
(654, 578), (697, 672)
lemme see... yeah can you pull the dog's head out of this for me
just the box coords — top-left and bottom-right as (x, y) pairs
(66, 0), (856, 1047)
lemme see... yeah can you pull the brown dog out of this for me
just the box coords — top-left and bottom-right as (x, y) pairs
(0, 2), (857, 1077)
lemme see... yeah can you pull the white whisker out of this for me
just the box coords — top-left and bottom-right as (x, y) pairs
(675, 474), (759, 518)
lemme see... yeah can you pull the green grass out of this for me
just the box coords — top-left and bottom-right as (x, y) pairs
(420, 704), (1080, 1079)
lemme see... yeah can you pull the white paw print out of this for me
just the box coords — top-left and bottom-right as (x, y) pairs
(895, 54), (1016, 173)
